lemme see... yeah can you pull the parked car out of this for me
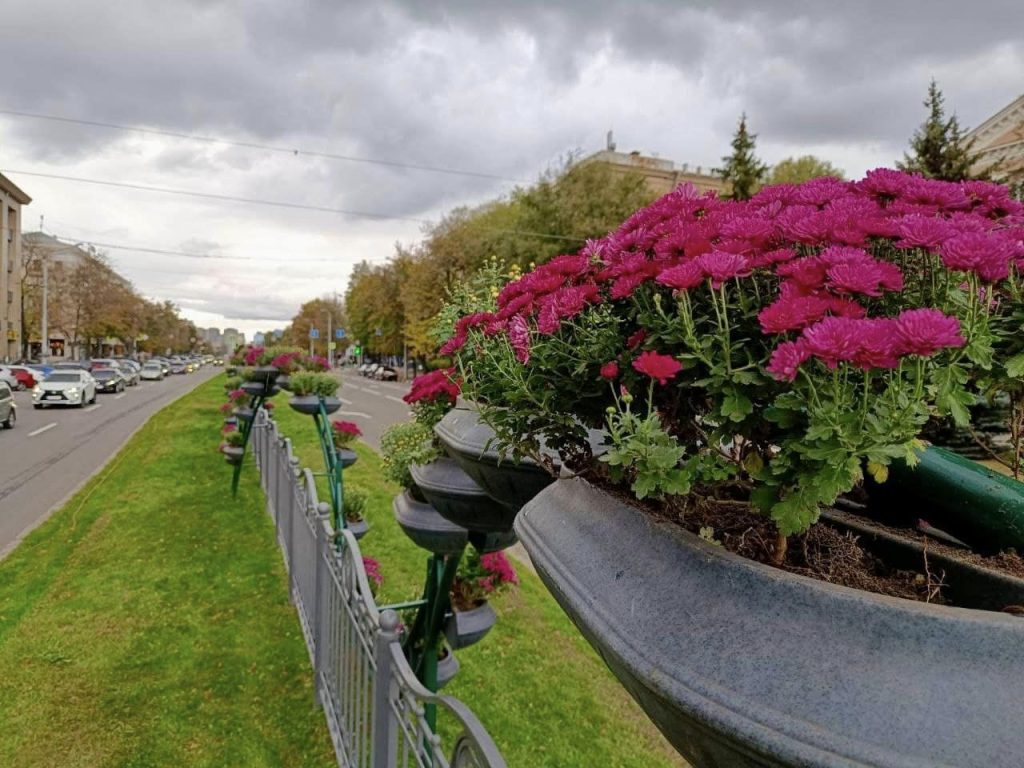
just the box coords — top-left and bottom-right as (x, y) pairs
(0, 381), (15, 429)
(373, 365), (399, 381)
(24, 363), (54, 379)
(169, 361), (187, 374)
(53, 361), (91, 370)
(33, 370), (97, 408)
(6, 366), (38, 389)
(115, 361), (140, 386)
(140, 361), (164, 381)
(0, 366), (19, 391)
(92, 368), (127, 393)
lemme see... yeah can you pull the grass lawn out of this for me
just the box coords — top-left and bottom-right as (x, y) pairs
(269, 390), (687, 768)
(0, 377), (334, 767)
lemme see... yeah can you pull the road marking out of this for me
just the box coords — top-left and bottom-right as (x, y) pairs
(385, 395), (406, 405)
(27, 422), (58, 437)
(84, 404), (102, 413)
(114, 393), (127, 400)
(339, 397), (353, 405)
(337, 410), (373, 419)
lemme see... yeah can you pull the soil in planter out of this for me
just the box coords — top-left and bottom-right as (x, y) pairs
(587, 471), (1024, 610)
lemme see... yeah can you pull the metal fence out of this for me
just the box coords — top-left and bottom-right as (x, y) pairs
(249, 411), (507, 768)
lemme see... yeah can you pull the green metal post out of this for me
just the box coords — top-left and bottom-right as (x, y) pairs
(231, 391), (266, 496)
(312, 397), (343, 533)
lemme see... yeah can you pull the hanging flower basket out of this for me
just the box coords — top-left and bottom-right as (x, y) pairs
(275, 374), (291, 392)
(444, 602), (497, 650)
(241, 380), (279, 398)
(516, 477), (1024, 768)
(336, 447), (358, 469)
(436, 648), (460, 689)
(346, 518), (370, 540)
(248, 365), (280, 385)
(222, 446), (245, 466)
(234, 406), (255, 423)
(288, 395), (341, 415)
(409, 456), (519, 535)
(392, 489), (468, 555)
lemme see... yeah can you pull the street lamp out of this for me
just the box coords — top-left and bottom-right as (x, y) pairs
(321, 309), (333, 367)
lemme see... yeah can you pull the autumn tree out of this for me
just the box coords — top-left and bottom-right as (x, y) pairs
(282, 295), (346, 356)
(716, 113), (768, 200)
(898, 79), (986, 181)
(767, 155), (845, 185)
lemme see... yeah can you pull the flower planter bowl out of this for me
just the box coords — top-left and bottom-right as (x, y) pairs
(516, 477), (1024, 768)
(223, 416), (238, 427)
(337, 448), (358, 469)
(234, 406), (255, 423)
(392, 490), (468, 555)
(436, 650), (460, 689)
(225, 366), (238, 376)
(241, 381), (280, 398)
(346, 517), (370, 540)
(288, 395), (341, 415)
(434, 407), (556, 513)
(276, 374), (291, 392)
(222, 446), (245, 466)
(444, 601), (497, 650)
(411, 457), (519, 534)
(249, 365), (280, 385)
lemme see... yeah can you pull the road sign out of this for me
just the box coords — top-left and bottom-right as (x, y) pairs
(309, 328), (319, 339)
(328, 342), (337, 351)
(335, 328), (346, 339)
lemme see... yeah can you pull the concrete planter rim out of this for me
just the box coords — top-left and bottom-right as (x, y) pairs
(288, 394), (341, 415)
(516, 476), (1024, 768)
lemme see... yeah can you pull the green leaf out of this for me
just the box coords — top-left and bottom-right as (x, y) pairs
(763, 406), (800, 428)
(1006, 353), (1024, 379)
(721, 391), (753, 422)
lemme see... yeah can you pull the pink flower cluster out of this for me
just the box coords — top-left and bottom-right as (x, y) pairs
(363, 556), (383, 587)
(479, 552), (518, 591)
(243, 345), (265, 366)
(403, 369), (461, 405)
(766, 309), (965, 381)
(270, 351), (302, 372)
(228, 388), (248, 402)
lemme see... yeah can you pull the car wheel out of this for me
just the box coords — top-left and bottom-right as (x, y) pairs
(77, 398), (85, 408)
(90, 392), (97, 404)
(33, 403), (42, 410)
(3, 409), (15, 429)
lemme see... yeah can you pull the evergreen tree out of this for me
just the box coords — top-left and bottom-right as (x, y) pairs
(716, 113), (768, 200)
(898, 79), (985, 181)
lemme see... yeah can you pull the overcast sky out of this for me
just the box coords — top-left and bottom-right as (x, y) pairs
(1, 1), (1021, 339)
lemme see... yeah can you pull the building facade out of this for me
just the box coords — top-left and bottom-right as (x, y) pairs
(967, 94), (1024, 185)
(0, 173), (31, 362)
(581, 149), (729, 197)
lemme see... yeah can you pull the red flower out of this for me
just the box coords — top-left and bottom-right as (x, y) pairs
(626, 329), (647, 349)
(599, 361), (619, 380)
(403, 369), (460, 405)
(632, 351), (682, 385)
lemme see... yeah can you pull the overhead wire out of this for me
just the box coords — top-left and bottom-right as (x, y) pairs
(0, 108), (527, 183)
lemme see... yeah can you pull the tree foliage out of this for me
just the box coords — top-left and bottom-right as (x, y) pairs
(767, 155), (845, 185)
(282, 295), (346, 355)
(898, 79), (986, 181)
(716, 113), (768, 200)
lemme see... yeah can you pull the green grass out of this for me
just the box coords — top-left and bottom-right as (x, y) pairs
(270, 394), (687, 768)
(0, 377), (334, 767)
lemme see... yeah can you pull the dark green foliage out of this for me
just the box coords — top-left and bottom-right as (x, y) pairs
(898, 79), (987, 181)
(716, 113), (768, 200)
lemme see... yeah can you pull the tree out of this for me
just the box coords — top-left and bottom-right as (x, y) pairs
(716, 113), (768, 200)
(767, 155), (845, 185)
(898, 79), (986, 181)
(282, 295), (346, 355)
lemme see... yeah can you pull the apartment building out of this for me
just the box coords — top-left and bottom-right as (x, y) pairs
(581, 148), (729, 197)
(967, 93), (1024, 185)
(0, 173), (31, 361)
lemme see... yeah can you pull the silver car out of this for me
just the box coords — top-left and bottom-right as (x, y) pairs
(0, 381), (15, 428)
(33, 370), (97, 409)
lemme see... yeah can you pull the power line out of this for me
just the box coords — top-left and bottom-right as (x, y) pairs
(48, 234), (252, 261)
(4, 169), (586, 243)
(0, 108), (527, 183)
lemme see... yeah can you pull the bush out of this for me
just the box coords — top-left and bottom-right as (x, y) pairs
(288, 371), (339, 397)
(343, 485), (367, 522)
(380, 421), (437, 490)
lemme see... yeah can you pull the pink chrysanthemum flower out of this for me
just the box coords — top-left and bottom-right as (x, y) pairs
(758, 295), (830, 334)
(852, 319), (900, 370)
(696, 251), (749, 287)
(894, 309), (966, 357)
(801, 316), (864, 369)
(656, 261), (704, 291)
(632, 351), (682, 385)
(940, 231), (1014, 283)
(599, 361), (619, 380)
(508, 315), (531, 364)
(766, 339), (811, 382)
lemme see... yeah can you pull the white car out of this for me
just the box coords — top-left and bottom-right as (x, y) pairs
(140, 362), (164, 381)
(33, 370), (97, 409)
(0, 366), (19, 391)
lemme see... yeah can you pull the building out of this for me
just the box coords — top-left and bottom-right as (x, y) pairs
(581, 148), (729, 198)
(222, 327), (245, 352)
(967, 94), (1024, 185)
(0, 173), (31, 361)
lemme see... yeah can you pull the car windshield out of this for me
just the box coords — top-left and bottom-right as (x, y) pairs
(143, 363), (160, 369)
(94, 370), (115, 378)
(47, 373), (81, 383)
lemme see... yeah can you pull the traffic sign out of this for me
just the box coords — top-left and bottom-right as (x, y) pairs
(309, 328), (319, 339)
(335, 328), (346, 339)
(328, 342), (337, 351)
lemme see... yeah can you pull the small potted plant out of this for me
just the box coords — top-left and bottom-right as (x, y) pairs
(223, 375), (242, 392)
(225, 388), (253, 422)
(331, 420), (362, 468)
(435, 642), (459, 689)
(270, 350), (303, 391)
(287, 371), (341, 415)
(220, 426), (245, 465)
(343, 484), (370, 539)
(445, 549), (517, 650)
(219, 400), (238, 426)
(362, 556), (383, 597)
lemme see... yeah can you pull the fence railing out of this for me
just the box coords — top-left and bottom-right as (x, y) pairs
(249, 411), (507, 768)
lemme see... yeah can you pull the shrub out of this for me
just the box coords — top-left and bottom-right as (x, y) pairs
(380, 421), (437, 490)
(343, 485), (367, 522)
(450, 549), (519, 610)
(289, 371), (339, 397)
(222, 429), (245, 448)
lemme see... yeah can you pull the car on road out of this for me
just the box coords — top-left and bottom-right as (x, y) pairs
(140, 361), (165, 381)
(0, 366), (20, 391)
(169, 361), (187, 374)
(33, 370), (97, 408)
(151, 358), (172, 376)
(92, 368), (127, 393)
(373, 365), (399, 381)
(0, 381), (15, 429)
(0, 365), (37, 390)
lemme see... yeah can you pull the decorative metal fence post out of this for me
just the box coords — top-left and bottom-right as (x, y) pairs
(372, 611), (401, 768)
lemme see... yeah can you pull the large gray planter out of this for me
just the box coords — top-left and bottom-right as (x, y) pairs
(337, 447), (358, 469)
(234, 406), (255, 423)
(288, 395), (341, 415)
(241, 380), (280, 398)
(445, 601), (497, 650)
(516, 477), (1024, 768)
(411, 458), (518, 535)
(392, 490), (468, 555)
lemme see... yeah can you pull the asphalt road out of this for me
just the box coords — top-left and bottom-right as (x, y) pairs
(0, 367), (219, 558)
(335, 370), (412, 449)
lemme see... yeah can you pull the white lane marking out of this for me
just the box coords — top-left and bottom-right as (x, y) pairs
(84, 404), (102, 413)
(28, 422), (58, 437)
(339, 397), (353, 405)
(337, 411), (373, 419)
(385, 395), (406, 405)
(114, 393), (127, 400)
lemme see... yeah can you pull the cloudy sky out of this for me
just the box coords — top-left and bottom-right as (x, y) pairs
(1, 1), (1021, 338)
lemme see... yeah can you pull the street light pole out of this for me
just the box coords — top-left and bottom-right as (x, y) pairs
(40, 258), (48, 364)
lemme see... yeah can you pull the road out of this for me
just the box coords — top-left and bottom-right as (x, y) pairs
(335, 370), (412, 449)
(0, 368), (218, 558)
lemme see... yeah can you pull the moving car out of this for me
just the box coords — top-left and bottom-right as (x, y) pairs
(0, 365), (37, 390)
(373, 365), (398, 381)
(140, 361), (164, 381)
(33, 370), (97, 408)
(169, 361), (187, 374)
(92, 368), (127, 393)
(0, 381), (15, 429)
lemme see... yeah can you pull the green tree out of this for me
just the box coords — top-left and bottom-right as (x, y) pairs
(282, 296), (346, 355)
(767, 155), (845, 185)
(716, 113), (768, 200)
(898, 79), (986, 181)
